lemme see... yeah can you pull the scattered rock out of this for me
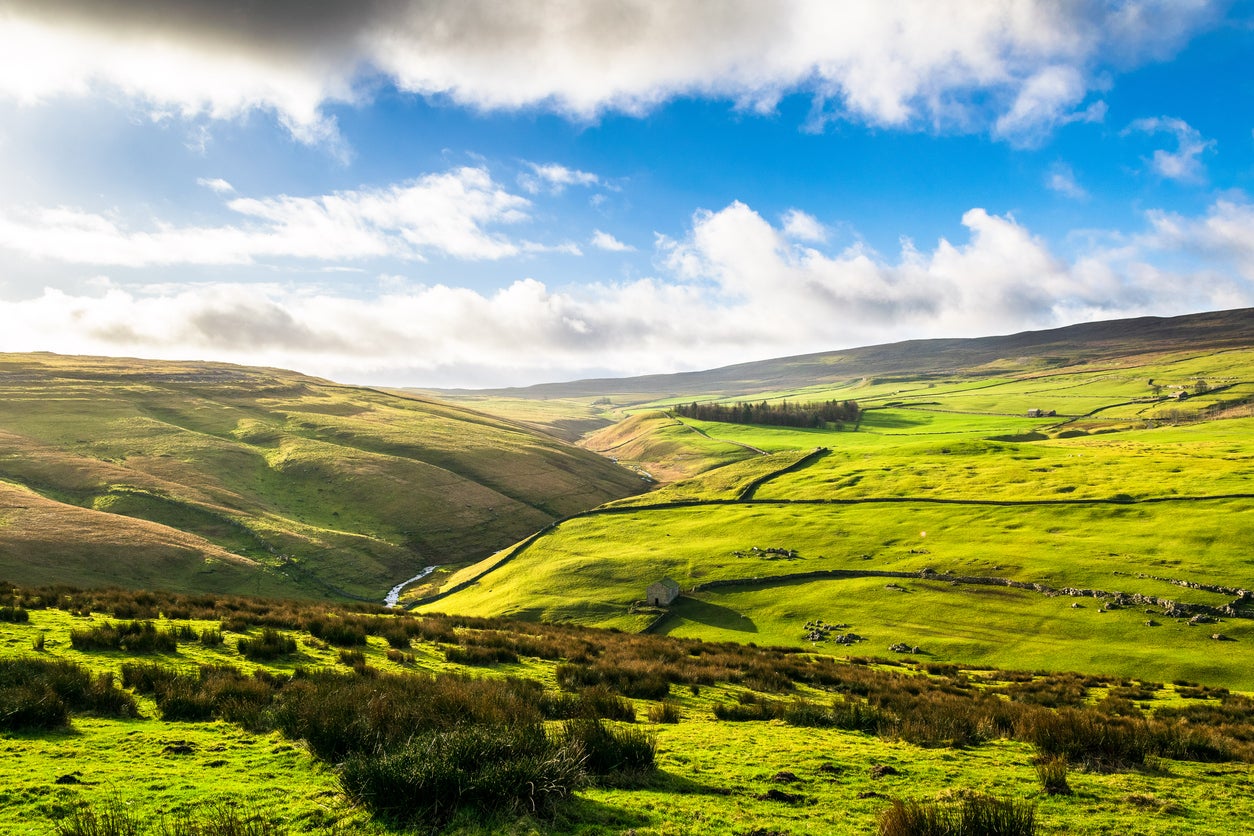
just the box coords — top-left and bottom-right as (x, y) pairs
(869, 764), (900, 779)
(1211, 633), (1234, 642)
(1071, 602), (1083, 608)
(1144, 620), (1159, 627)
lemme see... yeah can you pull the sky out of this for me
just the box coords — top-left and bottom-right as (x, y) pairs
(1, 1), (1252, 388)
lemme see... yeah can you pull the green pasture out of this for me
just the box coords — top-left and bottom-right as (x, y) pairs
(427, 498), (1254, 686)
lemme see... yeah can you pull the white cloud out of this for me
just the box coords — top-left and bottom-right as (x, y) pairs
(0, 1), (1221, 146)
(1125, 116), (1215, 181)
(3, 197), (1247, 387)
(1045, 163), (1087, 199)
(781, 209), (827, 243)
(518, 163), (600, 195)
(0, 167), (537, 266)
(590, 230), (634, 252)
(196, 177), (235, 194)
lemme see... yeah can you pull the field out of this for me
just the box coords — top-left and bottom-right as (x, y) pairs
(5, 584), (1254, 835)
(424, 344), (1254, 689)
(0, 354), (645, 602)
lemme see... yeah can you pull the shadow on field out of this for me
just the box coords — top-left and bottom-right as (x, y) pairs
(668, 597), (758, 633)
(557, 795), (652, 831)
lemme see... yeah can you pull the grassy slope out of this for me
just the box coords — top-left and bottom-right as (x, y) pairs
(0, 354), (645, 601)
(423, 340), (1254, 688)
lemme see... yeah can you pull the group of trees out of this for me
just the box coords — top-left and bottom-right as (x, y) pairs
(673, 398), (861, 429)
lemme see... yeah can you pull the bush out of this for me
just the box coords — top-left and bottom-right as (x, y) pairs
(444, 645), (519, 666)
(338, 723), (583, 828)
(198, 627), (223, 647)
(878, 795), (1036, 836)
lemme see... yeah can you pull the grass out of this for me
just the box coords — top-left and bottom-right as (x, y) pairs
(425, 340), (1254, 689)
(0, 353), (645, 602)
(8, 583), (1254, 833)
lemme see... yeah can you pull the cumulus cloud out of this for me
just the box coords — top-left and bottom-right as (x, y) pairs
(1125, 116), (1215, 181)
(3, 197), (1247, 387)
(1045, 163), (1087, 199)
(518, 163), (601, 195)
(0, 167), (539, 266)
(196, 177), (235, 194)
(781, 209), (827, 243)
(0, 1), (1221, 145)
(590, 230), (634, 252)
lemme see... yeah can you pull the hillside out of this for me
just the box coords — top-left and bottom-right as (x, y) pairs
(419, 328), (1254, 688)
(436, 307), (1254, 403)
(0, 353), (646, 601)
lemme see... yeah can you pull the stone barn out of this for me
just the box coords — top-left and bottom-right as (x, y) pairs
(646, 578), (680, 607)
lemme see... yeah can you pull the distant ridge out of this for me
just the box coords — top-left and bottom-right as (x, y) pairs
(442, 308), (1254, 400)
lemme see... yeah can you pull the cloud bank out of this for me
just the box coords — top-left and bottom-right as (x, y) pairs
(0, 1), (1221, 143)
(1, 196), (1248, 387)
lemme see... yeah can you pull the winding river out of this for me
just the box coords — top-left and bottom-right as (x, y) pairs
(384, 565), (438, 608)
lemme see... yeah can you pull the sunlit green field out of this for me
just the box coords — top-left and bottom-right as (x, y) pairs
(427, 344), (1254, 688)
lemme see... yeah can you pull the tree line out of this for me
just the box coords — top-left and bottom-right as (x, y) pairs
(673, 398), (861, 429)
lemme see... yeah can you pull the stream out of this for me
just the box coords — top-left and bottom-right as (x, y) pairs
(384, 565), (438, 608)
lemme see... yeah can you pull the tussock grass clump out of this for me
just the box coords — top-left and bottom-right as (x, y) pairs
(555, 662), (670, 700)
(70, 621), (178, 653)
(338, 723), (583, 828)
(648, 700), (682, 723)
(556, 718), (656, 781)
(305, 615), (368, 647)
(55, 797), (280, 836)
(540, 686), (636, 722)
(122, 663), (278, 728)
(236, 629), (297, 662)
(0, 605), (29, 623)
(443, 644), (519, 666)
(1035, 756), (1071, 795)
(877, 795), (1036, 836)
(0, 658), (137, 731)
(56, 796), (144, 836)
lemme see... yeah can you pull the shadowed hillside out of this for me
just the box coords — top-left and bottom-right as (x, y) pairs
(0, 354), (646, 600)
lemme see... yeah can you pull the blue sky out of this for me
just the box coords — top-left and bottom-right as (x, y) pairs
(0, 1), (1252, 387)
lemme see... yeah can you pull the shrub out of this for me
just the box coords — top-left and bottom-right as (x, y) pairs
(154, 802), (281, 836)
(878, 795), (1036, 836)
(338, 723), (583, 827)
(199, 627), (224, 647)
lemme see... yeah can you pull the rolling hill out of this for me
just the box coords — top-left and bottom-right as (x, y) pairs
(419, 310), (1254, 687)
(0, 353), (646, 601)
